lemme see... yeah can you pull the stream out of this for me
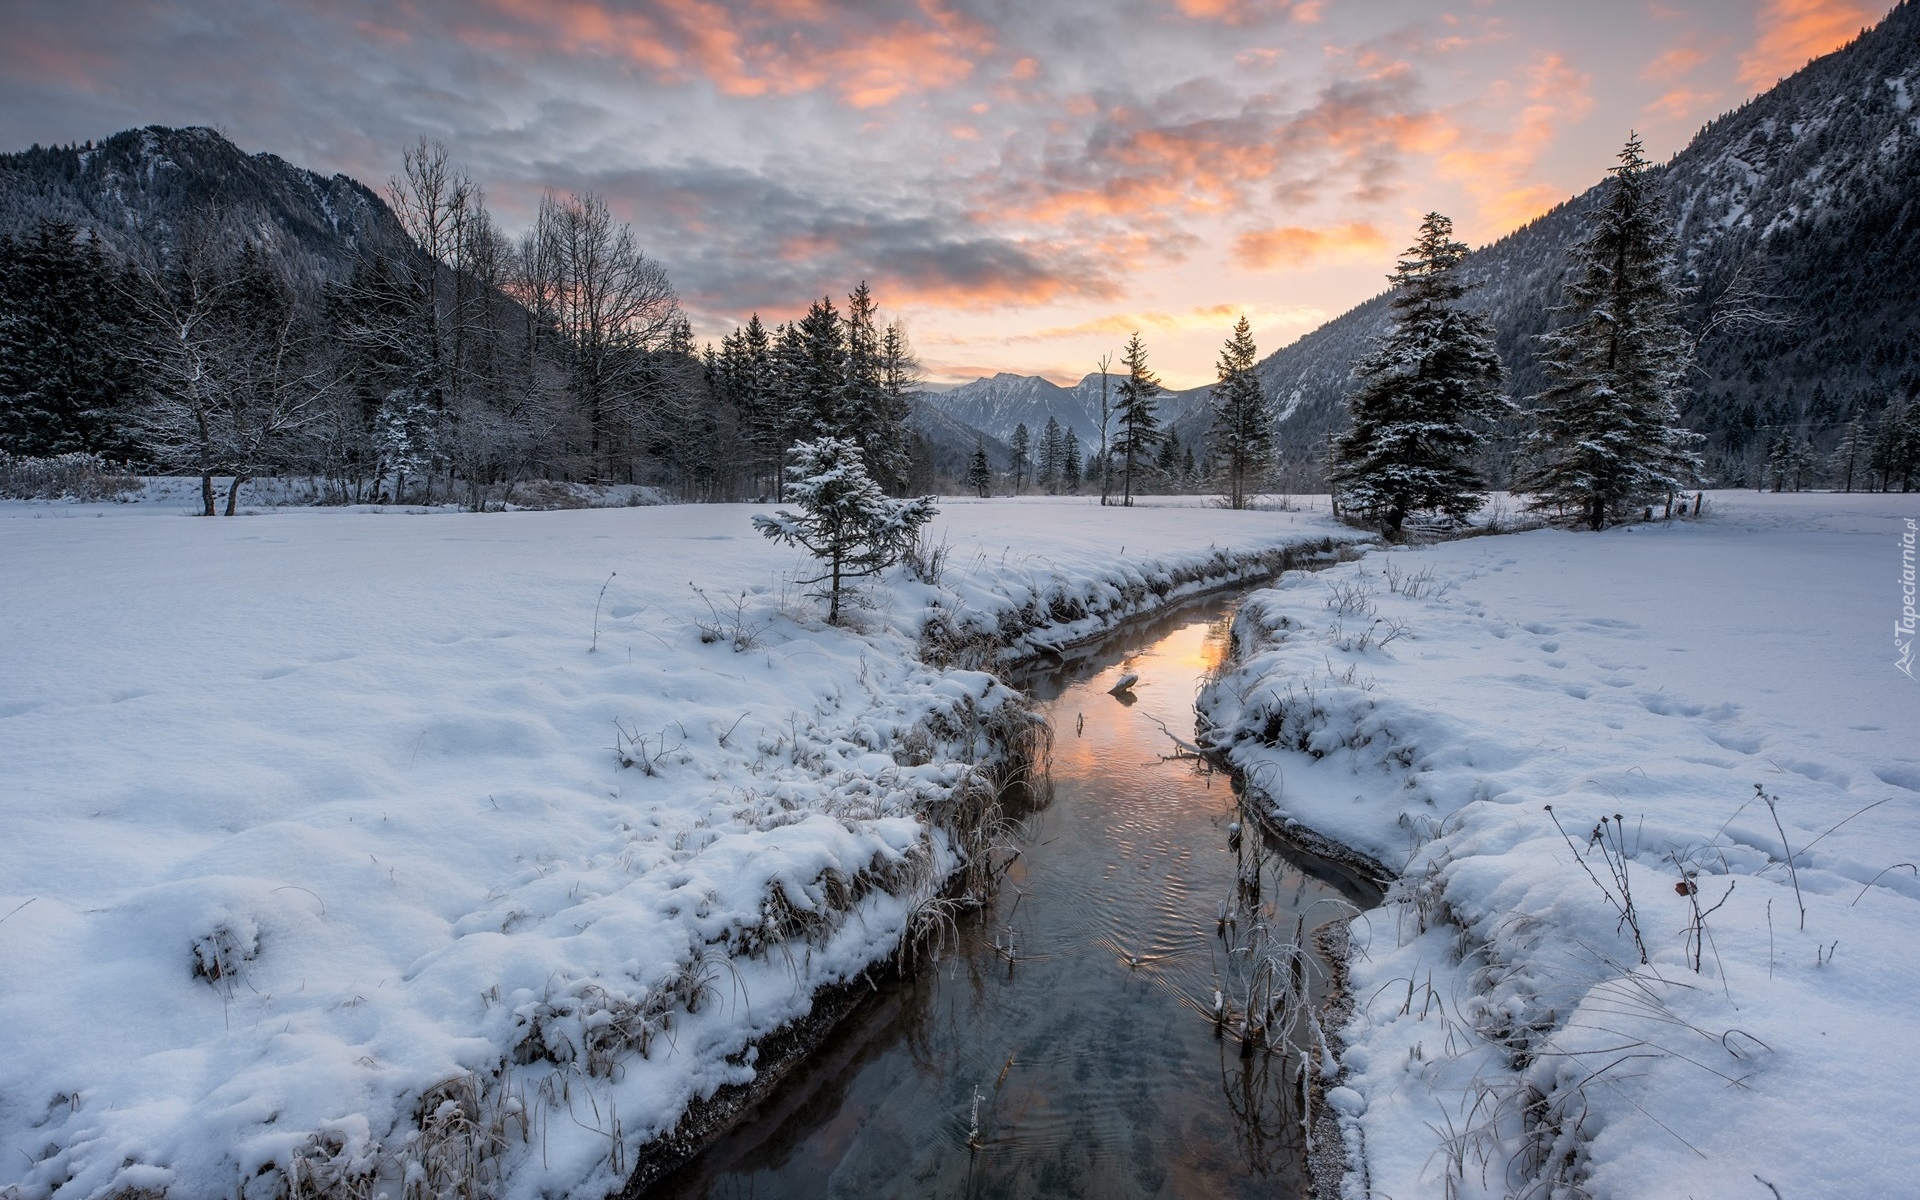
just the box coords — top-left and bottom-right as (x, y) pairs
(652, 591), (1380, 1199)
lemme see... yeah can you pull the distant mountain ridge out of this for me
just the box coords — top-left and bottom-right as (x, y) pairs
(926, 370), (1212, 454)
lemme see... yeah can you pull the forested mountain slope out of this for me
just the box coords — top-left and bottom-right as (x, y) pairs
(1255, 0), (1920, 485)
(0, 125), (404, 278)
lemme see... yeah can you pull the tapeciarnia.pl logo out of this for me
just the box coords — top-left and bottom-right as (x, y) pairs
(1900, 517), (1917, 678)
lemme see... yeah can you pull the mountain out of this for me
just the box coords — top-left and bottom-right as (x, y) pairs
(927, 370), (1212, 455)
(1254, 0), (1920, 486)
(0, 125), (405, 280)
(904, 394), (1010, 483)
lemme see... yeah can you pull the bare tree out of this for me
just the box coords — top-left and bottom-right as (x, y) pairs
(1095, 351), (1114, 506)
(1692, 257), (1794, 356)
(122, 228), (329, 514)
(521, 191), (681, 480)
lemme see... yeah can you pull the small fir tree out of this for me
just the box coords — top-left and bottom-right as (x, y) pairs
(752, 437), (936, 624)
(1208, 315), (1271, 510)
(966, 443), (993, 497)
(1113, 332), (1163, 506)
(1008, 422), (1031, 492)
(1329, 212), (1509, 534)
(1515, 135), (1703, 529)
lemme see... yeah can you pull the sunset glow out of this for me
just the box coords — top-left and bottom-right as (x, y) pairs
(0, 0), (1891, 387)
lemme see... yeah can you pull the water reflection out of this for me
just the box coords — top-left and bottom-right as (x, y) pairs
(651, 596), (1359, 1199)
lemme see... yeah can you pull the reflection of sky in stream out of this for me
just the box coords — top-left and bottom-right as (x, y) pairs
(654, 600), (1357, 1200)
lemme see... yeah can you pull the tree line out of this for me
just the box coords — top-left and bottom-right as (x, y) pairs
(1326, 134), (1918, 534)
(0, 140), (948, 513)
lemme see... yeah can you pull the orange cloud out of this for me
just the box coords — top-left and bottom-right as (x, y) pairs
(1008, 303), (1329, 342)
(979, 65), (1445, 232)
(1644, 85), (1724, 122)
(878, 270), (1120, 313)
(1233, 222), (1388, 269)
(1640, 44), (1708, 81)
(1739, 0), (1875, 89)
(468, 0), (992, 107)
(1437, 51), (1594, 231)
(1172, 0), (1317, 25)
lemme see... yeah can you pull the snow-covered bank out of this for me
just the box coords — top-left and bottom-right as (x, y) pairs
(0, 493), (1359, 1200)
(1199, 492), (1920, 1199)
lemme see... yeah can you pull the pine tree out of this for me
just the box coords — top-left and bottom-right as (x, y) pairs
(751, 437), (936, 624)
(1871, 401), (1919, 491)
(727, 313), (781, 497)
(966, 443), (992, 497)
(1155, 429), (1180, 479)
(0, 219), (138, 458)
(1329, 212), (1508, 534)
(1831, 415), (1868, 493)
(1038, 416), (1064, 493)
(1208, 315), (1271, 510)
(1008, 422), (1031, 492)
(1113, 332), (1162, 506)
(1063, 428), (1082, 493)
(874, 317), (917, 493)
(1515, 137), (1703, 530)
(795, 295), (846, 439)
(842, 281), (910, 487)
(770, 320), (810, 499)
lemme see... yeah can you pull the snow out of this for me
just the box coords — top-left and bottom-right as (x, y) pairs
(0, 489), (1359, 1199)
(1199, 491), (1920, 1199)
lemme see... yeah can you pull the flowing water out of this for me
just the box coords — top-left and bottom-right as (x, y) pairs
(653, 593), (1379, 1199)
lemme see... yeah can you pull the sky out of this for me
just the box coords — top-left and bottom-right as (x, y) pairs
(0, 0), (1897, 389)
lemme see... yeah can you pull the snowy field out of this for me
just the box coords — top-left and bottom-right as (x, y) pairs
(1200, 491), (1920, 1200)
(0, 490), (1356, 1200)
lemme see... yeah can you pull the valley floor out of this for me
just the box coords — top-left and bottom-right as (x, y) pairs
(1200, 491), (1920, 1199)
(0, 490), (1354, 1200)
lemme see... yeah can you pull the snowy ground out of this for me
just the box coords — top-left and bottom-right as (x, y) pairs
(1199, 491), (1920, 1200)
(0, 489), (1358, 1200)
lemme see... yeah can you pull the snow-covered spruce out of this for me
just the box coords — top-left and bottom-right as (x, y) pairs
(1198, 492), (1920, 1200)
(0, 493), (1365, 1200)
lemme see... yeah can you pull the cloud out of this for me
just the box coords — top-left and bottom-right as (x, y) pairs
(462, 0), (993, 108)
(1232, 221), (1388, 269)
(1169, 0), (1315, 26)
(1640, 44), (1708, 82)
(1738, 0), (1875, 89)
(1005, 302), (1329, 342)
(568, 160), (1122, 325)
(1643, 85), (1723, 122)
(1436, 50), (1594, 231)
(977, 62), (1443, 234)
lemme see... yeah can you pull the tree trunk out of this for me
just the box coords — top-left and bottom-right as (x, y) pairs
(225, 475), (247, 517)
(828, 549), (843, 625)
(200, 471), (216, 517)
